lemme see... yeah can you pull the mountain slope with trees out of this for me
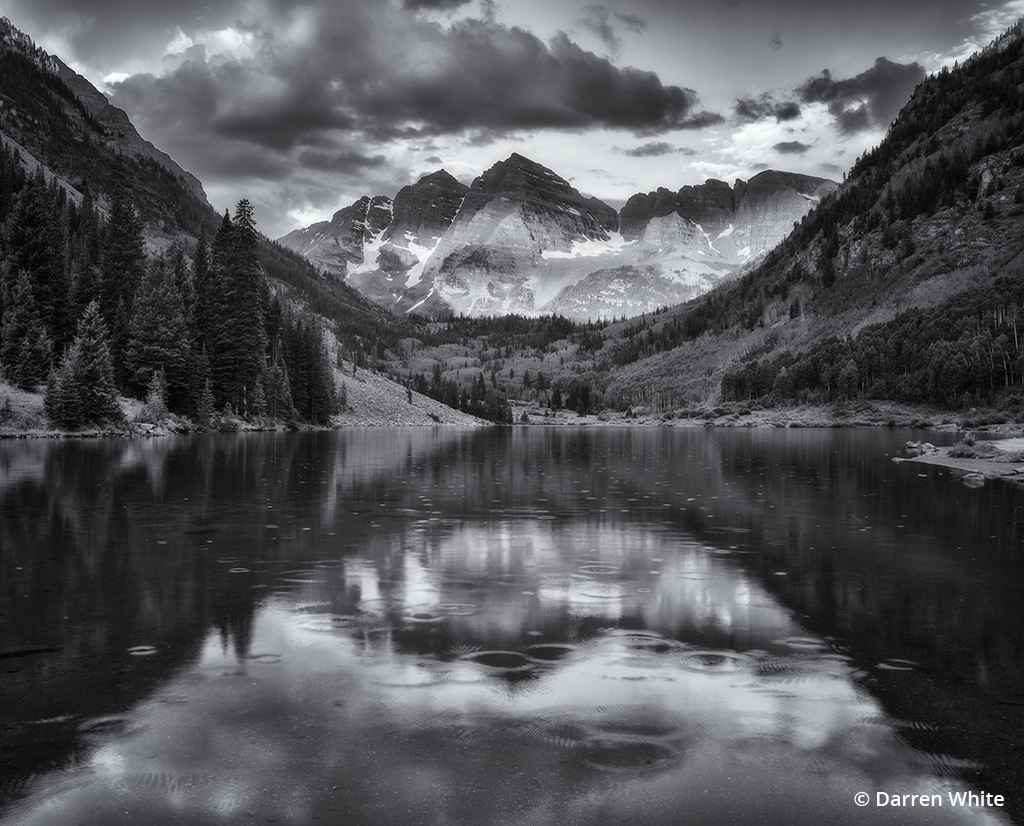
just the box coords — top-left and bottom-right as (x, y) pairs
(0, 16), (422, 430)
(560, 19), (1024, 417)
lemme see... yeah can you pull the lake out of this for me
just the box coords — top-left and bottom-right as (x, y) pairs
(0, 427), (1021, 825)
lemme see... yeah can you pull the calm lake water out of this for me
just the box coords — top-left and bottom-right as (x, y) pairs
(0, 427), (1022, 826)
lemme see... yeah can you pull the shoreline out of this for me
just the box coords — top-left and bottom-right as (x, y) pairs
(511, 400), (1023, 435)
(898, 439), (1024, 486)
(3, 392), (1022, 440)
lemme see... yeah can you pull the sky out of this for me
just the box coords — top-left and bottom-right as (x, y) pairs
(1, 0), (1022, 237)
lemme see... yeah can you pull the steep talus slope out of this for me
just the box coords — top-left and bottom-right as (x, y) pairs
(588, 20), (1024, 412)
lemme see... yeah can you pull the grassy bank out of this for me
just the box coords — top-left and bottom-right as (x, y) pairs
(0, 364), (486, 439)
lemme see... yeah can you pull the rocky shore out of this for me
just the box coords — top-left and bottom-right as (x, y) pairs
(897, 438), (1024, 486)
(511, 400), (1018, 432)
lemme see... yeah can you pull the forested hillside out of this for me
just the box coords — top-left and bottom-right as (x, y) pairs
(0, 144), (340, 426)
(0, 19), (414, 429)
(540, 20), (1024, 416)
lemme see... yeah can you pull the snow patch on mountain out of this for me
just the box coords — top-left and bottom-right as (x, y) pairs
(349, 228), (387, 275)
(541, 231), (634, 259)
(401, 233), (442, 288)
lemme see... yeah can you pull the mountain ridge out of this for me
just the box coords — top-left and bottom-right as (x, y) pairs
(279, 155), (835, 320)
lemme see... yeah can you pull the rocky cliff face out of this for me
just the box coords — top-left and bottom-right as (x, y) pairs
(384, 170), (471, 243)
(420, 153), (620, 316)
(277, 194), (393, 278)
(278, 156), (835, 321)
(278, 172), (468, 302)
(620, 171), (837, 265)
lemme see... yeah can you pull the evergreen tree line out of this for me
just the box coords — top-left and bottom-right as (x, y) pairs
(407, 366), (513, 423)
(721, 270), (1024, 408)
(0, 145), (339, 428)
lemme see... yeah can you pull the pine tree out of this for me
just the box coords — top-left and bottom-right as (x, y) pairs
(100, 190), (145, 365)
(140, 369), (169, 423)
(45, 301), (122, 428)
(227, 200), (268, 415)
(196, 377), (216, 429)
(125, 254), (191, 409)
(206, 208), (269, 415)
(44, 357), (81, 426)
(0, 271), (52, 389)
(15, 326), (53, 391)
(264, 361), (294, 421)
(2, 180), (69, 346)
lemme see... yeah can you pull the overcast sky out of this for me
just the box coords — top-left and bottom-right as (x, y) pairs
(1, 0), (1021, 237)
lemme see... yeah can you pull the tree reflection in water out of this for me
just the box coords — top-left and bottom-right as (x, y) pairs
(0, 429), (1019, 825)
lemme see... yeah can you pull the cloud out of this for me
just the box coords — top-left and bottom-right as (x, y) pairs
(773, 140), (811, 155)
(621, 141), (697, 157)
(109, 1), (716, 159)
(733, 94), (801, 123)
(403, 0), (472, 9)
(578, 4), (647, 54)
(797, 56), (925, 134)
(424, 155), (443, 163)
(295, 149), (387, 173)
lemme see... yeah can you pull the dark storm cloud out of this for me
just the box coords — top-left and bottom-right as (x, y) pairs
(678, 110), (725, 130)
(0, 0), (237, 74)
(621, 141), (697, 157)
(733, 94), (801, 123)
(773, 140), (810, 154)
(350, 27), (713, 134)
(403, 0), (473, 9)
(295, 149), (387, 173)
(163, 136), (295, 182)
(108, 3), (718, 156)
(774, 101), (801, 121)
(797, 56), (925, 133)
(578, 4), (648, 54)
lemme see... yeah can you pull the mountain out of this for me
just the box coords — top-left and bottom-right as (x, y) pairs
(581, 19), (1024, 413)
(0, 15), (421, 428)
(620, 171), (837, 263)
(279, 154), (834, 321)
(277, 195), (393, 279)
(0, 17), (211, 229)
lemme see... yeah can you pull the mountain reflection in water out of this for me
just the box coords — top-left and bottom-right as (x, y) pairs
(0, 428), (1020, 825)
